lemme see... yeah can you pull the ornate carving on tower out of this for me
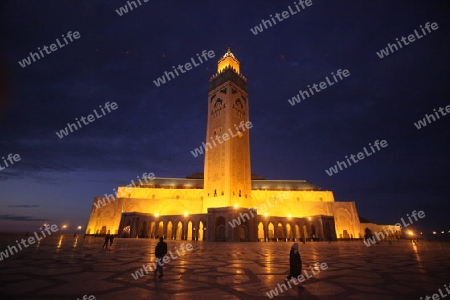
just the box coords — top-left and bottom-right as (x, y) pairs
(203, 48), (252, 212)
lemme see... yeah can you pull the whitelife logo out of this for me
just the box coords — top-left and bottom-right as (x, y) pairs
(0, 224), (59, 261)
(55, 102), (118, 139)
(0, 153), (21, 172)
(190, 121), (252, 158)
(325, 140), (388, 176)
(153, 50), (215, 87)
(131, 243), (193, 280)
(376, 22), (439, 59)
(250, 0), (313, 35)
(363, 210), (425, 247)
(287, 69), (350, 106)
(93, 172), (155, 209)
(18, 31), (81, 68)
(228, 192), (290, 228)
(414, 104), (450, 130)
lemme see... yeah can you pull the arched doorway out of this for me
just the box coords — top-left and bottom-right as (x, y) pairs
(148, 221), (155, 239)
(268, 222), (275, 240)
(140, 221), (147, 238)
(176, 221), (183, 240)
(311, 225), (316, 241)
(295, 224), (301, 241)
(167, 221), (173, 240)
(215, 216), (226, 241)
(187, 221), (193, 240)
(277, 223), (284, 240)
(325, 222), (333, 241)
(198, 221), (204, 241)
(157, 221), (164, 238)
(286, 224), (292, 241)
(258, 222), (265, 241)
(239, 224), (249, 242)
(303, 225), (309, 242)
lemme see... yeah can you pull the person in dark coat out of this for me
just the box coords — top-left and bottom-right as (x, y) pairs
(286, 243), (302, 281)
(154, 237), (168, 279)
(102, 234), (110, 249)
(109, 234), (115, 248)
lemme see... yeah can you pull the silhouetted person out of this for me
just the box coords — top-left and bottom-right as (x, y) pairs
(102, 234), (110, 249)
(285, 243), (302, 284)
(109, 234), (115, 248)
(154, 237), (167, 279)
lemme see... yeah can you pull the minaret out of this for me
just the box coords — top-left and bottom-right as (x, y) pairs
(203, 48), (252, 212)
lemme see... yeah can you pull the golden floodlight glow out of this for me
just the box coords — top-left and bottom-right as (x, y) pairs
(234, 204), (238, 208)
(287, 214), (292, 219)
(308, 217), (311, 221)
(407, 230), (413, 235)
(217, 47), (240, 74)
(184, 212), (188, 217)
(264, 213), (268, 217)
(155, 213), (159, 218)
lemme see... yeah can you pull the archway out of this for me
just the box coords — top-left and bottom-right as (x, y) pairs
(239, 226), (247, 241)
(258, 222), (265, 241)
(187, 221), (193, 240)
(198, 221), (204, 241)
(268, 222), (275, 240)
(303, 225), (309, 242)
(157, 221), (164, 238)
(311, 225), (316, 241)
(215, 216), (226, 241)
(140, 221), (147, 238)
(325, 222), (333, 241)
(295, 225), (301, 241)
(167, 221), (173, 240)
(176, 221), (183, 240)
(286, 224), (292, 241)
(277, 222), (284, 240)
(148, 221), (155, 239)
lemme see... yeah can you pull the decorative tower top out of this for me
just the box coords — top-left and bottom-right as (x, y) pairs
(217, 47), (240, 74)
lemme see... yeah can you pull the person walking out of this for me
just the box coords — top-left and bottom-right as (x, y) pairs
(154, 237), (167, 279)
(102, 234), (110, 250)
(285, 243), (302, 284)
(109, 234), (115, 249)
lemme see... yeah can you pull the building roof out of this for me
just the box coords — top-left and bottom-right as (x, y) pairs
(136, 177), (321, 191)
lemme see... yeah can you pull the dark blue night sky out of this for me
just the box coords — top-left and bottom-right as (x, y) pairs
(0, 0), (449, 233)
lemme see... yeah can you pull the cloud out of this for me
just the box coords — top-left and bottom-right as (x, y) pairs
(0, 214), (46, 222)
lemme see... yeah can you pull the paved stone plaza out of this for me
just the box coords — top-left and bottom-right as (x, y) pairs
(0, 234), (449, 299)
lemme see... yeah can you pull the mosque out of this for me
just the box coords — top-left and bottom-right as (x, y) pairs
(85, 49), (398, 242)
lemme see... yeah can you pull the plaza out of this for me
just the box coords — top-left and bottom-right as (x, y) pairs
(1, 234), (449, 299)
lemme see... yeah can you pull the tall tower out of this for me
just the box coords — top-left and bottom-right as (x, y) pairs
(203, 48), (252, 212)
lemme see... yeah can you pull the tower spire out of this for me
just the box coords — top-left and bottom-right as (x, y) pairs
(217, 47), (240, 74)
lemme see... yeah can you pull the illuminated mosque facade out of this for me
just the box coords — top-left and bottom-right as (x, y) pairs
(85, 49), (397, 242)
